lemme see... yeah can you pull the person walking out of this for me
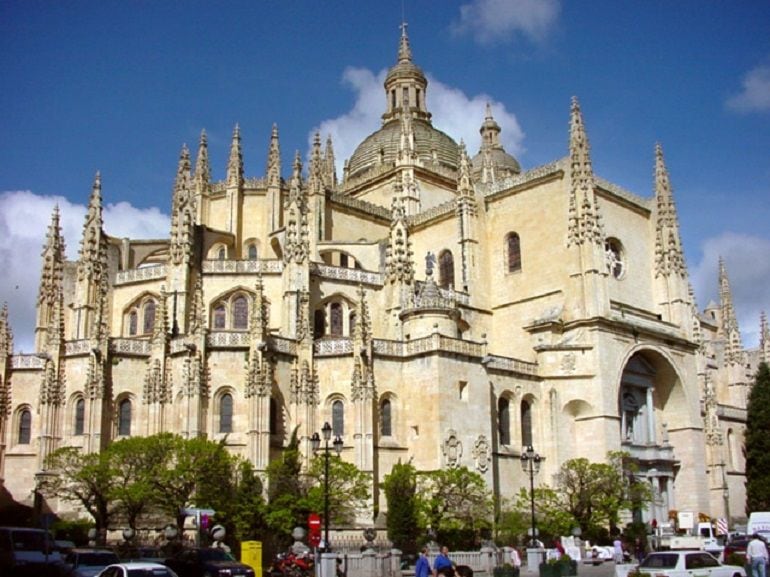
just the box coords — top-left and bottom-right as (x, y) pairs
(613, 538), (624, 564)
(415, 547), (431, 577)
(747, 534), (768, 577)
(433, 546), (455, 577)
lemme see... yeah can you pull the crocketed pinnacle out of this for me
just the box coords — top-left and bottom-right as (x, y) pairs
(719, 258), (743, 365)
(195, 130), (211, 192)
(226, 124), (243, 187)
(567, 97), (603, 247)
(653, 143), (686, 278)
(267, 124), (281, 188)
(39, 206), (65, 306)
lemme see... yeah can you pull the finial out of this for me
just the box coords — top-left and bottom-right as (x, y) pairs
(398, 21), (412, 62)
(485, 102), (493, 120)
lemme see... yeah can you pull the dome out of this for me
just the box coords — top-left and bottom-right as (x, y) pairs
(346, 119), (460, 180)
(471, 148), (522, 177)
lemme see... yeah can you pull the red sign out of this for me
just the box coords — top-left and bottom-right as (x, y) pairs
(308, 513), (322, 547)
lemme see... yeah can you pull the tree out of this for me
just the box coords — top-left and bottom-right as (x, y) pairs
(383, 461), (421, 555)
(40, 446), (117, 542)
(304, 454), (371, 525)
(417, 466), (493, 548)
(108, 436), (158, 530)
(746, 362), (770, 512)
(230, 460), (268, 542)
(265, 428), (306, 544)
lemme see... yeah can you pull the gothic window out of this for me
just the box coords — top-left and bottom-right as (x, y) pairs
(605, 238), (625, 279)
(232, 296), (249, 330)
(521, 400), (532, 447)
(247, 244), (258, 260)
(340, 253), (349, 268)
(219, 393), (233, 433)
(143, 300), (156, 334)
(498, 397), (511, 446)
(314, 310), (325, 338)
(330, 303), (343, 337)
(213, 305), (226, 330)
(332, 400), (344, 436)
(506, 233), (522, 273)
(118, 399), (132, 436)
(128, 311), (138, 336)
(18, 409), (31, 444)
(439, 250), (454, 289)
(381, 399), (392, 437)
(74, 398), (85, 436)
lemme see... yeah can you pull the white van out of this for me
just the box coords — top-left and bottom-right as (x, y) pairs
(0, 526), (63, 574)
(747, 511), (770, 540)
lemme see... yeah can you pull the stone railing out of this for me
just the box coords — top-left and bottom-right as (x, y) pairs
(328, 191), (392, 220)
(11, 354), (45, 369)
(65, 339), (92, 356)
(407, 199), (456, 228)
(270, 336), (297, 355)
(310, 263), (383, 286)
(207, 331), (250, 348)
(314, 338), (353, 356)
(483, 159), (564, 200)
(110, 338), (152, 356)
(115, 265), (167, 286)
(372, 334), (484, 359)
(202, 259), (283, 274)
(481, 354), (539, 376)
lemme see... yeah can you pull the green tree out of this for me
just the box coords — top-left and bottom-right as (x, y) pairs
(746, 362), (770, 512)
(266, 428), (306, 544)
(304, 454), (371, 525)
(231, 460), (268, 542)
(383, 461), (421, 555)
(40, 447), (117, 542)
(108, 436), (158, 530)
(418, 466), (493, 548)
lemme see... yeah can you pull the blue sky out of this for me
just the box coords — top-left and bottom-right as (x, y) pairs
(1, 0), (769, 352)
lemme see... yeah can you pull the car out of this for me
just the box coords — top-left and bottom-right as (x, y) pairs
(64, 548), (121, 577)
(0, 526), (66, 576)
(164, 547), (255, 577)
(639, 550), (746, 577)
(96, 561), (179, 577)
(723, 534), (769, 566)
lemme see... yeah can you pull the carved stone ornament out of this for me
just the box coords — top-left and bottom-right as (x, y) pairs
(442, 429), (463, 468)
(472, 435), (491, 473)
(560, 353), (576, 374)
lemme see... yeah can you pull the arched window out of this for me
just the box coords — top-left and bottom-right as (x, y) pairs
(128, 311), (138, 336)
(332, 400), (344, 437)
(498, 397), (511, 445)
(247, 244), (258, 260)
(143, 300), (156, 334)
(232, 296), (249, 330)
(439, 250), (454, 289)
(506, 233), (522, 273)
(18, 409), (31, 444)
(521, 400), (532, 447)
(74, 398), (85, 436)
(219, 393), (233, 433)
(330, 303), (343, 337)
(218, 247), (226, 260)
(118, 399), (132, 436)
(213, 304), (226, 330)
(380, 399), (392, 437)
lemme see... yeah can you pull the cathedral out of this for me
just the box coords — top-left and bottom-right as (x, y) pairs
(1, 27), (767, 529)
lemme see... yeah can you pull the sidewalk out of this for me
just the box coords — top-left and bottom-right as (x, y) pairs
(520, 561), (616, 577)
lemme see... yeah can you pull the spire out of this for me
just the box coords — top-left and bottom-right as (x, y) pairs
(567, 97), (604, 247)
(170, 144), (195, 266)
(719, 258), (744, 365)
(323, 134), (337, 188)
(226, 124), (243, 188)
(760, 311), (770, 364)
(0, 303), (12, 359)
(398, 21), (413, 63)
(457, 141), (475, 200)
(77, 171), (106, 281)
(653, 143), (686, 278)
(38, 206), (66, 308)
(194, 130), (211, 193)
(308, 133), (324, 196)
(284, 151), (309, 264)
(267, 124), (281, 188)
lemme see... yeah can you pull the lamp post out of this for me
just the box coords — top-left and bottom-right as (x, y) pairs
(520, 445), (542, 548)
(310, 422), (343, 552)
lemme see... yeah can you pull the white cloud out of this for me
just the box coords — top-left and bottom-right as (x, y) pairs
(451, 0), (561, 45)
(689, 232), (770, 348)
(726, 63), (770, 113)
(311, 67), (525, 175)
(0, 190), (169, 353)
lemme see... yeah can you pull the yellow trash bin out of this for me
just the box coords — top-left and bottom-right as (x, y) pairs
(241, 540), (262, 577)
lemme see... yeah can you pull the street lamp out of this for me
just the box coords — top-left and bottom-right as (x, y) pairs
(520, 445), (542, 548)
(310, 422), (343, 551)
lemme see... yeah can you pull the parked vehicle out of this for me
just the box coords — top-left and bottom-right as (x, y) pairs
(724, 535), (769, 566)
(267, 551), (314, 577)
(64, 548), (121, 577)
(0, 526), (65, 576)
(164, 547), (255, 577)
(639, 550), (745, 577)
(96, 561), (180, 577)
(747, 512), (770, 541)
(655, 515), (724, 557)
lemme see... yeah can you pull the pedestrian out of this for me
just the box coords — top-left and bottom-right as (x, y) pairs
(415, 547), (431, 577)
(434, 546), (455, 577)
(509, 547), (521, 569)
(634, 537), (646, 563)
(747, 534), (768, 577)
(613, 537), (624, 564)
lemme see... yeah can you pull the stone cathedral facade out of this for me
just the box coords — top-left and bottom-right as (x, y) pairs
(1, 28), (767, 527)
